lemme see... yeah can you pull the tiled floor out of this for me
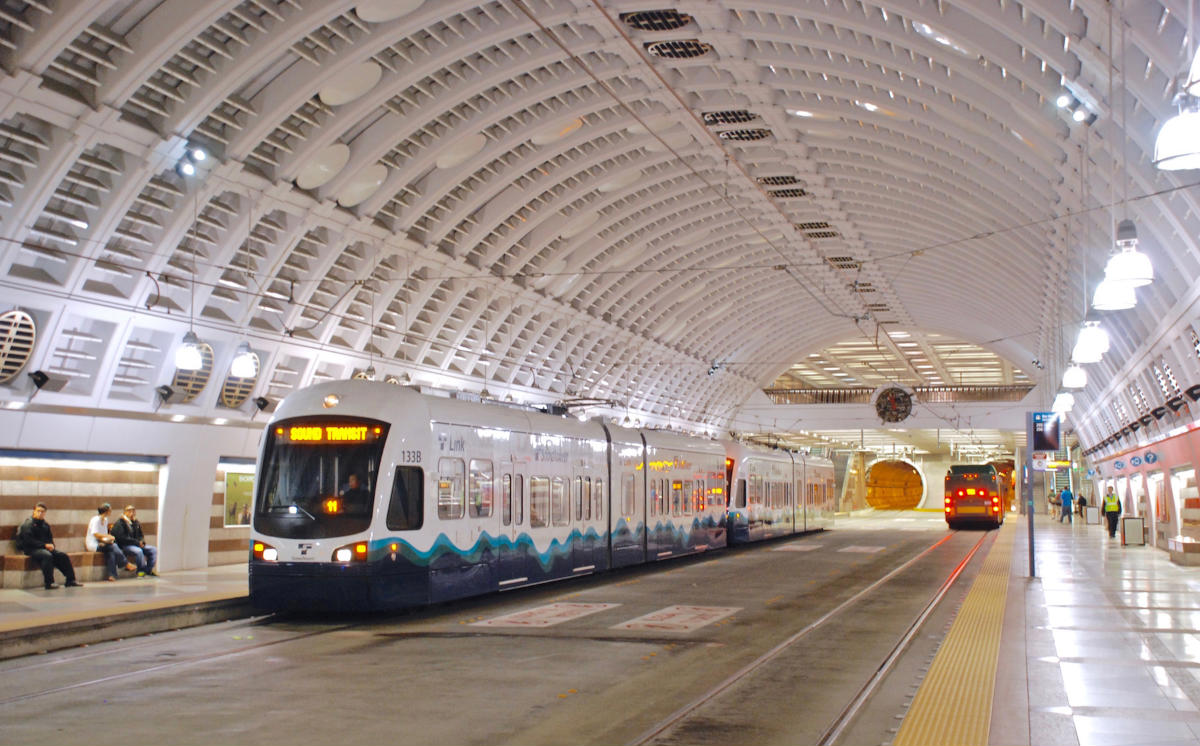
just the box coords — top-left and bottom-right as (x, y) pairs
(1005, 511), (1200, 746)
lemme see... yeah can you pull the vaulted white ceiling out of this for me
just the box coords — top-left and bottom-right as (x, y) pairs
(2, 0), (1200, 455)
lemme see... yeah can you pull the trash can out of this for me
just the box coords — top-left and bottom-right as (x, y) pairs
(1085, 505), (1101, 525)
(1122, 516), (1145, 546)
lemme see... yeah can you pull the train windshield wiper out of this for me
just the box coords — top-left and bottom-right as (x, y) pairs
(283, 503), (315, 520)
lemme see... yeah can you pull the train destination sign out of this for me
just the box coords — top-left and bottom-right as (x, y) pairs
(276, 423), (383, 444)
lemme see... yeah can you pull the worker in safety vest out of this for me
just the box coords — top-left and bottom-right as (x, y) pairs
(1103, 486), (1122, 538)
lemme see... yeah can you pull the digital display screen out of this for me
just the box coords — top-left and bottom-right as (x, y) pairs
(275, 423), (383, 444)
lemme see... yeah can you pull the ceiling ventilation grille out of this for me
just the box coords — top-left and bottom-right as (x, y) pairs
(0, 309), (36, 384)
(826, 256), (860, 269)
(806, 230), (840, 239)
(850, 282), (876, 293)
(864, 303), (890, 312)
(220, 353), (260, 408)
(797, 221), (832, 230)
(757, 175), (800, 186)
(719, 128), (771, 141)
(703, 110), (757, 125)
(645, 40), (712, 59)
(770, 188), (808, 198)
(621, 10), (693, 31)
(171, 342), (213, 403)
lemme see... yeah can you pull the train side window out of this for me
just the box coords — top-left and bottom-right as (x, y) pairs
(469, 459), (493, 518)
(515, 475), (524, 525)
(501, 473), (512, 526)
(583, 478), (592, 520)
(437, 458), (465, 520)
(622, 474), (635, 517)
(593, 478), (603, 520)
(551, 477), (568, 525)
(574, 477), (584, 521)
(736, 479), (747, 508)
(670, 480), (682, 516)
(530, 477), (548, 528)
(385, 466), (424, 530)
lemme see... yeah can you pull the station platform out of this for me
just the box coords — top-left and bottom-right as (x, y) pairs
(1, 514), (1197, 745)
(0, 562), (251, 661)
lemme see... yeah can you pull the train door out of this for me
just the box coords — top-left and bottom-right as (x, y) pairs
(497, 469), (525, 588)
(571, 474), (597, 574)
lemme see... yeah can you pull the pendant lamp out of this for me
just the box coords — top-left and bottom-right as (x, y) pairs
(1052, 392), (1075, 413)
(175, 330), (204, 371)
(1092, 277), (1136, 310)
(1072, 320), (1109, 364)
(1102, 219), (1153, 287)
(1062, 363), (1088, 389)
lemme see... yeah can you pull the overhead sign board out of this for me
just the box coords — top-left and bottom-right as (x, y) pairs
(1030, 411), (1061, 452)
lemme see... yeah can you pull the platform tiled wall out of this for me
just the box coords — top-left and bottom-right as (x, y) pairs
(208, 469), (250, 566)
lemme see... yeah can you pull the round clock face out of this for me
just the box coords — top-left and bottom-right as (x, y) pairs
(875, 387), (913, 423)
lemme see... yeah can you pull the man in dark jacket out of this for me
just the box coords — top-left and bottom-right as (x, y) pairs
(111, 505), (157, 576)
(15, 503), (82, 589)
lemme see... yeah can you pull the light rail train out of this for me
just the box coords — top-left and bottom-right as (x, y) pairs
(249, 381), (834, 611)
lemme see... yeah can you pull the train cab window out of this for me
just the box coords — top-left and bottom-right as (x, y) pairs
(469, 459), (493, 518)
(573, 477), (584, 521)
(530, 477), (548, 528)
(386, 466), (424, 530)
(593, 478), (603, 520)
(583, 478), (592, 520)
(515, 474), (524, 525)
(736, 479), (747, 509)
(551, 477), (568, 525)
(501, 473), (512, 526)
(437, 458), (465, 520)
(621, 474), (635, 517)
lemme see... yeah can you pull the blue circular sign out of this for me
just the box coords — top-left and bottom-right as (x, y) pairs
(1131, 456), (1143, 467)
(1144, 451), (1158, 464)
(1114, 460), (1125, 470)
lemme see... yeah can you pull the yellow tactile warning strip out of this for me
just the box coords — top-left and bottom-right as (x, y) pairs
(0, 590), (245, 633)
(894, 521), (1015, 746)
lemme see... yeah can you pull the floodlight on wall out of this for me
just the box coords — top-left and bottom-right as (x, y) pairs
(253, 396), (274, 412)
(175, 330), (204, 370)
(27, 369), (67, 393)
(1102, 219), (1153, 287)
(230, 342), (257, 378)
(156, 385), (177, 405)
(1062, 363), (1088, 389)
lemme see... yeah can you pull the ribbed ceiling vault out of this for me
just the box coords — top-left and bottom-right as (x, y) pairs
(2, 0), (1200, 450)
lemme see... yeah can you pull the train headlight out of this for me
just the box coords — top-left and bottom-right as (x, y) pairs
(333, 541), (369, 563)
(263, 547), (279, 561)
(253, 541), (277, 561)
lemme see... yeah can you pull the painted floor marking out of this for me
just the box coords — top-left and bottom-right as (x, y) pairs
(773, 543), (823, 552)
(838, 544), (886, 553)
(471, 602), (620, 628)
(611, 605), (741, 632)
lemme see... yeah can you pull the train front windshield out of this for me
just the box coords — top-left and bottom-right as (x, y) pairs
(255, 417), (389, 539)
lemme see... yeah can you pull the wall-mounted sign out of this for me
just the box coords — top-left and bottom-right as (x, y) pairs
(1130, 456), (1143, 467)
(1114, 460), (1125, 471)
(1144, 451), (1158, 464)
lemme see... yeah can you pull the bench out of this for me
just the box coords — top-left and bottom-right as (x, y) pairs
(1, 551), (111, 589)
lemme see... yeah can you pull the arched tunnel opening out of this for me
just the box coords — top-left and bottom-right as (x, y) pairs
(866, 460), (923, 510)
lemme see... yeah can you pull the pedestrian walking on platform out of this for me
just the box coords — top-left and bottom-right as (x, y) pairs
(1059, 487), (1074, 523)
(1103, 486), (1122, 538)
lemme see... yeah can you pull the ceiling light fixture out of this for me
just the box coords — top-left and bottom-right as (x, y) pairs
(1071, 320), (1109, 364)
(175, 330), (203, 370)
(1062, 363), (1088, 389)
(230, 342), (258, 378)
(1052, 392), (1075, 412)
(1155, 3), (1200, 169)
(1091, 276), (1136, 310)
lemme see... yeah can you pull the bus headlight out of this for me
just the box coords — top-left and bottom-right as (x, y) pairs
(333, 542), (369, 563)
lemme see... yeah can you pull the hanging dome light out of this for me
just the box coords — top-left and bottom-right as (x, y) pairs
(1092, 276), (1136, 310)
(1052, 392), (1075, 413)
(1154, 109), (1200, 170)
(1062, 363), (1088, 389)
(1072, 320), (1109, 364)
(230, 342), (258, 378)
(1102, 219), (1153, 287)
(175, 330), (204, 371)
